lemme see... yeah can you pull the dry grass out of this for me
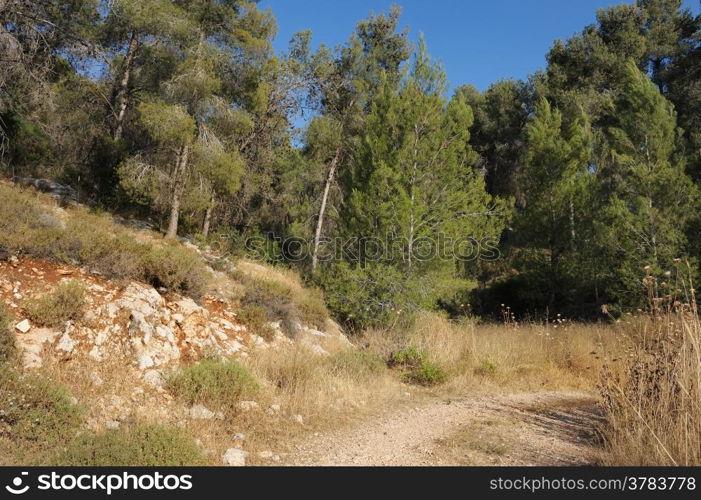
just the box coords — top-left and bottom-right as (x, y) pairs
(362, 311), (618, 395)
(599, 310), (701, 465)
(0, 184), (210, 299)
(23, 280), (86, 327)
(232, 260), (329, 335)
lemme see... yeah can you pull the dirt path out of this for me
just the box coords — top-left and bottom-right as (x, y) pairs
(284, 391), (605, 466)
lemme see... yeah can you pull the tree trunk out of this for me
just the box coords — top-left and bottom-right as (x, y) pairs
(111, 32), (138, 141)
(311, 146), (342, 273)
(202, 192), (215, 240)
(166, 144), (189, 239)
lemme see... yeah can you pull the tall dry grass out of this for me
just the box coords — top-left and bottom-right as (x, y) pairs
(599, 292), (701, 465)
(363, 311), (617, 394)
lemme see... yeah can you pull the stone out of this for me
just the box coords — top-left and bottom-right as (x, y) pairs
(88, 345), (104, 361)
(236, 400), (258, 412)
(305, 343), (329, 356)
(56, 332), (76, 353)
(172, 313), (185, 324)
(188, 404), (215, 420)
(303, 326), (326, 337)
(137, 352), (155, 370)
(222, 448), (247, 466)
(258, 451), (273, 459)
(175, 297), (201, 317)
(15, 319), (31, 333)
(290, 414), (304, 425)
(233, 433), (246, 441)
(142, 370), (163, 388)
(106, 420), (120, 430)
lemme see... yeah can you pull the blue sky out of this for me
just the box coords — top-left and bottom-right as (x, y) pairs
(260, 0), (700, 93)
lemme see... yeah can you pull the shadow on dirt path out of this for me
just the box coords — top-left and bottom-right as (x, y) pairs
(284, 391), (606, 466)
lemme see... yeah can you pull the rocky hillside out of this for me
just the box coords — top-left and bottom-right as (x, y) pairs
(0, 183), (355, 465)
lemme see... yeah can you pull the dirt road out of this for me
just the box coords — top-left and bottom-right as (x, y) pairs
(284, 391), (604, 466)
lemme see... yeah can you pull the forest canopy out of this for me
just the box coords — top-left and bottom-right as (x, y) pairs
(1, 0), (700, 327)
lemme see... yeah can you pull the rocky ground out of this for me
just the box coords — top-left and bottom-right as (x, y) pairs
(1, 254), (606, 467)
(0, 255), (349, 443)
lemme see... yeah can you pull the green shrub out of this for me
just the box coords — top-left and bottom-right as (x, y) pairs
(294, 287), (329, 329)
(241, 276), (328, 334)
(0, 366), (82, 445)
(59, 424), (206, 466)
(317, 262), (417, 331)
(237, 305), (276, 341)
(23, 280), (85, 327)
(0, 303), (17, 364)
(64, 217), (148, 280)
(330, 350), (386, 378)
(166, 360), (259, 409)
(388, 347), (447, 386)
(0, 185), (210, 300)
(143, 243), (209, 300)
(475, 359), (497, 377)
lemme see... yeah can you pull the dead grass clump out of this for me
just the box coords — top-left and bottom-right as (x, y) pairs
(247, 345), (402, 426)
(329, 350), (386, 378)
(360, 311), (615, 393)
(233, 260), (329, 334)
(599, 310), (701, 465)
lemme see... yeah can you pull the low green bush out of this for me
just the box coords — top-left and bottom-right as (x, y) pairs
(388, 346), (447, 386)
(237, 305), (276, 340)
(23, 280), (86, 327)
(240, 275), (328, 334)
(0, 185), (211, 299)
(0, 303), (17, 364)
(143, 243), (209, 300)
(166, 360), (259, 410)
(317, 262), (417, 331)
(59, 424), (206, 466)
(0, 366), (82, 445)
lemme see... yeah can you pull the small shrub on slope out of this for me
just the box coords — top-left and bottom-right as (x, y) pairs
(23, 280), (85, 327)
(59, 424), (206, 466)
(0, 303), (17, 364)
(167, 360), (259, 410)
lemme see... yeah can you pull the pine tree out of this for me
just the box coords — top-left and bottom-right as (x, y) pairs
(515, 97), (594, 309)
(340, 39), (508, 316)
(596, 61), (698, 304)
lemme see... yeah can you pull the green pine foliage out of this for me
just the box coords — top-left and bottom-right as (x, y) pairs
(1, 1), (701, 323)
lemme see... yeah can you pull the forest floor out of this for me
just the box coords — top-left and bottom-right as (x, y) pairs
(283, 391), (605, 466)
